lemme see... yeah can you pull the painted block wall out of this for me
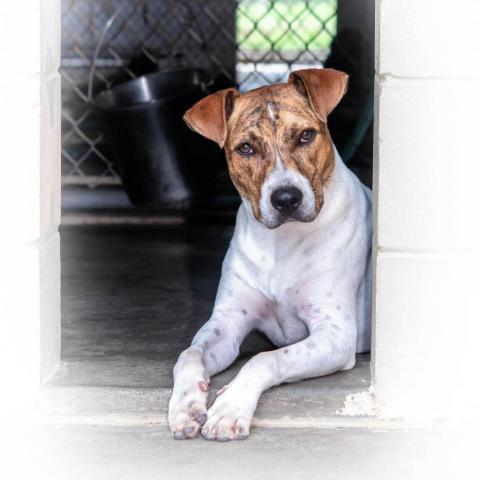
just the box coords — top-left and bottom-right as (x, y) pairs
(373, 0), (480, 418)
(0, 0), (61, 414)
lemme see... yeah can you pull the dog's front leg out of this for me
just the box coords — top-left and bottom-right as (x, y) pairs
(201, 309), (356, 441)
(168, 277), (267, 439)
(168, 313), (252, 439)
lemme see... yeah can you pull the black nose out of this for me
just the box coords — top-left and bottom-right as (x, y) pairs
(270, 186), (303, 213)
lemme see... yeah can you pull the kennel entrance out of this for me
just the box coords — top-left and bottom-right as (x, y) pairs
(51, 0), (376, 427)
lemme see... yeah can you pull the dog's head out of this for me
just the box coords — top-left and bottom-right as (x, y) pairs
(184, 68), (348, 228)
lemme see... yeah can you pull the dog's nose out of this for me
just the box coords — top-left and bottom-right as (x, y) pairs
(271, 186), (303, 213)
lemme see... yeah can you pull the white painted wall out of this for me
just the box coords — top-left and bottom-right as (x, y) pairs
(373, 0), (480, 418)
(0, 0), (61, 414)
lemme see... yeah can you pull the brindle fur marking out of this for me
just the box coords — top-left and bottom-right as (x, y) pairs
(225, 84), (334, 221)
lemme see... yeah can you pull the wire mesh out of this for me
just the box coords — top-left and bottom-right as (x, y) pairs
(61, 0), (338, 188)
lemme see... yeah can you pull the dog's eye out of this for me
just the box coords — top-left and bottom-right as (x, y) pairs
(300, 129), (316, 144)
(236, 143), (255, 156)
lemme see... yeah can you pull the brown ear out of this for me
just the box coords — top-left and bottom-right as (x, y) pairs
(183, 88), (239, 148)
(288, 68), (349, 123)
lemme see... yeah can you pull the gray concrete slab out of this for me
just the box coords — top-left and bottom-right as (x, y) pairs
(44, 354), (370, 424)
(30, 422), (478, 480)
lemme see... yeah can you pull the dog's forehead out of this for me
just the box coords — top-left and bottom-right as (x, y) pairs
(229, 83), (314, 127)
(239, 83), (293, 102)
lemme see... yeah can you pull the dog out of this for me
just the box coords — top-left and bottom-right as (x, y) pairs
(168, 68), (372, 441)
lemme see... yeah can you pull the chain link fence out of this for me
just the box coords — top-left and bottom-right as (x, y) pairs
(61, 0), (340, 189)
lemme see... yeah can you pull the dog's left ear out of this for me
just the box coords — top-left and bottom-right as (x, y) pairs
(288, 68), (348, 123)
(183, 88), (239, 148)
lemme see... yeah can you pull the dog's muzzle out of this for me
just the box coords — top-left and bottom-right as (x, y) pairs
(259, 169), (318, 228)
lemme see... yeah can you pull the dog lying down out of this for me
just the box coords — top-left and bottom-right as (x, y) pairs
(168, 68), (372, 441)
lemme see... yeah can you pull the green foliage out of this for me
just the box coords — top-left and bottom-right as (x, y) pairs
(237, 0), (337, 52)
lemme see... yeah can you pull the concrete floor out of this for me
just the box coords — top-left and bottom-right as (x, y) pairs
(52, 224), (370, 418)
(31, 424), (423, 480)
(36, 224), (477, 479)
(58, 224), (274, 389)
(30, 420), (478, 480)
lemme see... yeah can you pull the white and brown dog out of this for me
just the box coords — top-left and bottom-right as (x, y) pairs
(168, 68), (372, 441)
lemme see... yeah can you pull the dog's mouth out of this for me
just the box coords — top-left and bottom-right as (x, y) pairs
(261, 209), (319, 229)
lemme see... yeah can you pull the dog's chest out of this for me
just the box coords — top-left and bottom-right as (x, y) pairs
(239, 247), (311, 345)
(237, 227), (331, 318)
(246, 221), (330, 287)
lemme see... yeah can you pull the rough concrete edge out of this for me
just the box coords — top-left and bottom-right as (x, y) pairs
(37, 385), (423, 431)
(38, 384), (453, 431)
(338, 387), (480, 430)
(35, 412), (420, 431)
(338, 387), (378, 417)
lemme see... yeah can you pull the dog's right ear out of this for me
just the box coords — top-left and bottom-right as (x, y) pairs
(288, 68), (348, 123)
(183, 88), (239, 148)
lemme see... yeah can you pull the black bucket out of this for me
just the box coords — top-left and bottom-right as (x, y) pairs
(93, 68), (223, 207)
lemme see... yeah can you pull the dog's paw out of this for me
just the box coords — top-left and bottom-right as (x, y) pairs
(168, 379), (209, 439)
(201, 386), (254, 441)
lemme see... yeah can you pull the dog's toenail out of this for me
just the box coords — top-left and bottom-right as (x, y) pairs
(184, 426), (196, 436)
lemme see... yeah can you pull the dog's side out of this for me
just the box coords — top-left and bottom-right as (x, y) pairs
(168, 68), (372, 441)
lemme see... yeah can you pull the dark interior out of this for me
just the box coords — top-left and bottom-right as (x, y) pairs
(59, 0), (374, 394)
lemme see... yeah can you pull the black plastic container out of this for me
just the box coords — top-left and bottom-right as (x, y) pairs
(93, 68), (223, 207)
